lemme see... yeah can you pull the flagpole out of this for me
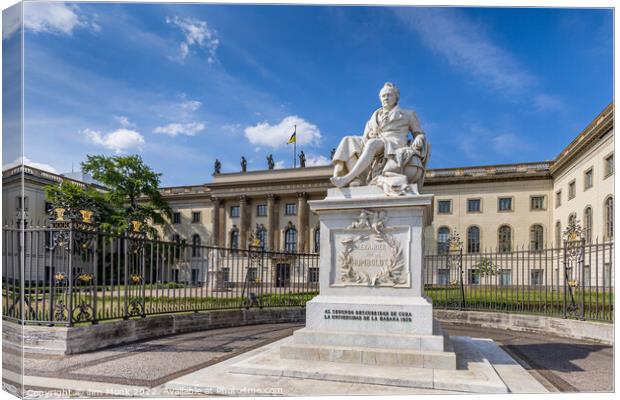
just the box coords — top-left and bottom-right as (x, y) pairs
(293, 124), (297, 168)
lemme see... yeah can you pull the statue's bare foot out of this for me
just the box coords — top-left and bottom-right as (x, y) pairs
(330, 176), (349, 187)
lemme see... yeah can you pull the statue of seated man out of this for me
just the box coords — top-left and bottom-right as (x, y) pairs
(330, 82), (428, 195)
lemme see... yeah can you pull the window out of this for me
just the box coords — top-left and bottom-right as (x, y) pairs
(466, 226), (480, 253)
(583, 207), (592, 244)
(584, 168), (593, 190)
(500, 269), (512, 286)
(498, 197), (513, 212)
(230, 229), (239, 251)
(568, 180), (576, 200)
(285, 203), (297, 215)
(172, 212), (181, 224)
(555, 221), (561, 247)
(437, 200), (452, 214)
(530, 269), (543, 286)
(16, 196), (29, 211)
(221, 267), (230, 283)
(468, 269), (480, 285)
(45, 202), (54, 216)
(555, 190), (562, 208)
(498, 225), (512, 253)
(437, 227), (450, 255)
(191, 269), (200, 284)
(192, 234), (201, 257)
(257, 226), (267, 250)
(172, 234), (181, 258)
(314, 228), (320, 253)
(467, 199), (481, 213)
(308, 267), (320, 283)
(192, 211), (201, 223)
(530, 196), (545, 210)
(529, 224), (544, 251)
(257, 204), (268, 217)
(246, 267), (257, 282)
(605, 196), (613, 239)
(285, 227), (297, 252)
(230, 206), (240, 218)
(605, 153), (614, 177)
(437, 269), (450, 285)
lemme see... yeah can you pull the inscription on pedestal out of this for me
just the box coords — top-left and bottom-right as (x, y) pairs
(323, 309), (413, 323)
(332, 209), (410, 287)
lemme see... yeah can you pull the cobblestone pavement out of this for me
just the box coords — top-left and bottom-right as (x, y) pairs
(17, 323), (300, 388)
(8, 321), (613, 393)
(441, 323), (614, 393)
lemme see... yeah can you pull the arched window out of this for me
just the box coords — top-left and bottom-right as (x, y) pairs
(314, 227), (320, 253)
(230, 227), (239, 253)
(437, 227), (450, 255)
(555, 221), (561, 247)
(285, 227), (297, 253)
(498, 225), (512, 253)
(605, 196), (613, 240)
(192, 234), (201, 257)
(467, 226), (480, 253)
(583, 206), (592, 244)
(257, 226), (267, 250)
(529, 224), (544, 251)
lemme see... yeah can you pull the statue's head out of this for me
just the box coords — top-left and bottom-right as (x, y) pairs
(379, 82), (400, 108)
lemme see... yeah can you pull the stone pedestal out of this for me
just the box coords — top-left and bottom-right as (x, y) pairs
(279, 186), (456, 369)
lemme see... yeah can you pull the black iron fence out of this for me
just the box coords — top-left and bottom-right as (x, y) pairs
(424, 239), (614, 321)
(2, 222), (320, 325)
(2, 223), (614, 325)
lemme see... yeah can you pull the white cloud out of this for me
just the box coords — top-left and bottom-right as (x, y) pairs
(2, 156), (58, 173)
(244, 116), (322, 149)
(84, 128), (145, 154)
(396, 9), (534, 94)
(23, 3), (97, 36)
(305, 154), (331, 167)
(166, 16), (219, 63)
(180, 100), (202, 112)
(274, 160), (286, 170)
(154, 122), (205, 137)
(221, 123), (242, 133)
(491, 133), (529, 156)
(533, 94), (566, 112)
(2, 4), (21, 40)
(114, 115), (134, 128)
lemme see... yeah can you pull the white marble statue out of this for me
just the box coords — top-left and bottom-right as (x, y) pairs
(330, 82), (430, 196)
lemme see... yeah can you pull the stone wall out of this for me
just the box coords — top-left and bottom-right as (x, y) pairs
(434, 309), (613, 344)
(4, 308), (305, 356)
(3, 308), (612, 356)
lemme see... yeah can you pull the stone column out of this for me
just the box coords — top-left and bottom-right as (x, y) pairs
(266, 194), (276, 251)
(212, 197), (221, 246)
(297, 192), (309, 252)
(239, 195), (251, 249)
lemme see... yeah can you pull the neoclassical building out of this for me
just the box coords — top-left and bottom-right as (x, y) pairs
(157, 103), (614, 255)
(3, 103), (614, 257)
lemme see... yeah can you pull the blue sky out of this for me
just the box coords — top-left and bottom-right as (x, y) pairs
(2, 2), (613, 186)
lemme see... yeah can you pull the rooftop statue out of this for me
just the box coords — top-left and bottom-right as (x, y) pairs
(330, 82), (430, 196)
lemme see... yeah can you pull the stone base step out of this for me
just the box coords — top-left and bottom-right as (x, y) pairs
(280, 342), (457, 369)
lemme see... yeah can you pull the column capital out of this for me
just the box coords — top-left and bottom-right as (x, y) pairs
(266, 193), (277, 201)
(296, 191), (308, 199)
(239, 195), (248, 204)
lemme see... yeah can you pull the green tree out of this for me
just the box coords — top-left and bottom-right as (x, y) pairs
(45, 155), (170, 237)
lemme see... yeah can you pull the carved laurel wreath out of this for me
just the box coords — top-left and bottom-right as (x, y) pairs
(339, 210), (405, 286)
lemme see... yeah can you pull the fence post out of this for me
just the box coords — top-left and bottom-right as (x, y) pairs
(580, 238), (586, 321)
(123, 230), (129, 320)
(92, 229), (99, 325)
(67, 221), (74, 327)
(562, 239), (567, 319)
